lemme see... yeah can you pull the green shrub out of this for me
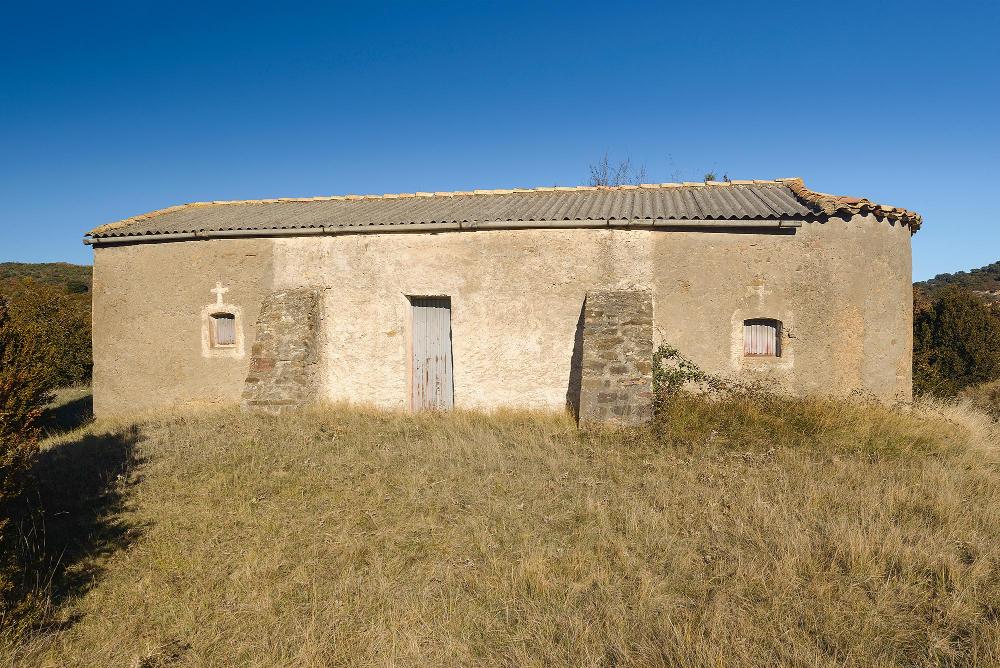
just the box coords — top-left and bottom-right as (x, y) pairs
(0, 279), (91, 387)
(0, 296), (55, 629)
(914, 286), (1000, 396)
(651, 343), (722, 396)
(64, 280), (89, 295)
(652, 343), (771, 409)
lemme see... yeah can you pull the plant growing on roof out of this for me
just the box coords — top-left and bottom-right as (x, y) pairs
(588, 153), (647, 187)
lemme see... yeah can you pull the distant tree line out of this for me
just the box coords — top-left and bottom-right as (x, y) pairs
(914, 260), (1000, 303)
(0, 263), (91, 293)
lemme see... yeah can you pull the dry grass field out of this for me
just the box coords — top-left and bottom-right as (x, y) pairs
(2, 394), (999, 667)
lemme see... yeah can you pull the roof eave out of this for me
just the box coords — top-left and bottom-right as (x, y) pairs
(779, 177), (922, 233)
(83, 218), (803, 246)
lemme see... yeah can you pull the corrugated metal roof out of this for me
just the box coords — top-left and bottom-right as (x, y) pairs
(86, 178), (921, 240)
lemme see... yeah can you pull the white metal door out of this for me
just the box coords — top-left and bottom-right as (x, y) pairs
(410, 297), (454, 411)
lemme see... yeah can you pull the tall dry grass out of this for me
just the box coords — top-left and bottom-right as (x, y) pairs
(960, 380), (1000, 419)
(2, 394), (999, 667)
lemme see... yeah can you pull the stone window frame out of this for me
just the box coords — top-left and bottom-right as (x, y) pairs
(201, 303), (245, 358)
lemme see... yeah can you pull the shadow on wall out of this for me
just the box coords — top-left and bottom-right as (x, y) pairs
(565, 299), (586, 420)
(11, 420), (143, 626)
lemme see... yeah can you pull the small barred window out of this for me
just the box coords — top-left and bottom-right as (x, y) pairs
(743, 319), (781, 357)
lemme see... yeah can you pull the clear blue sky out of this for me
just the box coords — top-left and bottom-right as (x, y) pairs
(2, 1), (997, 280)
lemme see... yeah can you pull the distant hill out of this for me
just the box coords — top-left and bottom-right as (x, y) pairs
(0, 262), (92, 294)
(915, 260), (1000, 304)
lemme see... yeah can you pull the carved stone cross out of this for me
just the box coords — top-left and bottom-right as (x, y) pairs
(211, 282), (229, 306)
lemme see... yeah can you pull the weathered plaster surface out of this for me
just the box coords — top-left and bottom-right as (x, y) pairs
(648, 215), (912, 399)
(272, 229), (652, 410)
(91, 238), (273, 416)
(91, 216), (912, 416)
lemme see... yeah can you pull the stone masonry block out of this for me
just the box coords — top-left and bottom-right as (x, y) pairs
(578, 288), (654, 427)
(241, 288), (321, 414)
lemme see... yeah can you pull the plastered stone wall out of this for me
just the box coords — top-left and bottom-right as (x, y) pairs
(272, 228), (653, 410)
(91, 238), (274, 416)
(647, 215), (912, 398)
(91, 215), (913, 416)
(578, 289), (654, 426)
(242, 288), (321, 413)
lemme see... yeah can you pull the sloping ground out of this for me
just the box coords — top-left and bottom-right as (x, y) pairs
(3, 396), (999, 667)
